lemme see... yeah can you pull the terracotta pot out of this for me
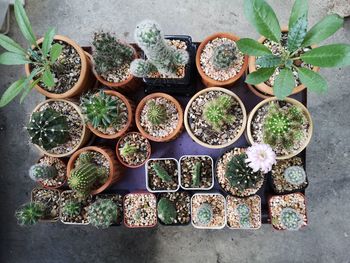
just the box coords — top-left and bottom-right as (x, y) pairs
(184, 87), (247, 149)
(248, 27), (320, 97)
(245, 70), (272, 99)
(66, 146), (123, 195)
(85, 90), (135, 139)
(135, 93), (184, 142)
(31, 187), (61, 222)
(116, 132), (151, 169)
(36, 156), (67, 190)
(24, 35), (94, 99)
(196, 32), (248, 88)
(246, 97), (313, 160)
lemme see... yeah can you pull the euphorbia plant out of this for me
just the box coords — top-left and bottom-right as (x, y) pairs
(237, 0), (350, 99)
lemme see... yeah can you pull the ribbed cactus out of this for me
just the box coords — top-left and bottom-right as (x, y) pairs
(27, 108), (69, 150)
(191, 161), (202, 187)
(146, 101), (168, 126)
(212, 42), (237, 70)
(62, 201), (81, 217)
(157, 198), (177, 225)
(284, 166), (306, 186)
(130, 20), (189, 77)
(88, 199), (118, 229)
(68, 163), (100, 197)
(29, 163), (57, 181)
(120, 142), (138, 157)
(151, 163), (172, 182)
(76, 152), (93, 166)
(280, 207), (302, 230)
(15, 202), (45, 226)
(196, 203), (213, 226)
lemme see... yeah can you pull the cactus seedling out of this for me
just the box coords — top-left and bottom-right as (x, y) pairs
(284, 166), (306, 186)
(280, 207), (303, 230)
(88, 199), (118, 229)
(29, 163), (57, 181)
(192, 161), (202, 187)
(151, 163), (172, 183)
(62, 201), (81, 217)
(120, 142), (138, 158)
(212, 42), (237, 70)
(239, 216), (251, 228)
(157, 198), (177, 225)
(15, 202), (45, 226)
(196, 203), (213, 226)
(236, 203), (250, 218)
(146, 101), (168, 126)
(76, 152), (93, 166)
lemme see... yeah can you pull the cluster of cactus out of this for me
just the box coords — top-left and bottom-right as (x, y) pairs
(130, 20), (189, 77)
(29, 163), (57, 181)
(62, 201), (81, 217)
(15, 202), (45, 226)
(88, 199), (118, 229)
(202, 95), (235, 131)
(92, 31), (134, 75)
(196, 203), (213, 226)
(120, 142), (138, 158)
(212, 42), (237, 70)
(151, 163), (172, 183)
(146, 101), (168, 126)
(284, 166), (306, 186)
(157, 198), (177, 225)
(236, 203), (251, 228)
(191, 161), (202, 187)
(263, 103), (306, 150)
(280, 207), (303, 230)
(27, 108), (69, 150)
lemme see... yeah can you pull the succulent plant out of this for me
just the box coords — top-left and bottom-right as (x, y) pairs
(212, 42), (237, 70)
(29, 163), (57, 181)
(27, 108), (69, 150)
(151, 163), (172, 183)
(62, 201), (81, 217)
(157, 198), (177, 225)
(130, 20), (189, 77)
(146, 101), (167, 126)
(280, 207), (303, 230)
(196, 203), (213, 226)
(88, 199), (118, 229)
(202, 95), (235, 131)
(284, 166), (306, 186)
(236, 203), (250, 218)
(76, 151), (94, 166)
(239, 216), (251, 228)
(120, 142), (138, 157)
(263, 103), (306, 150)
(191, 161), (202, 187)
(15, 202), (45, 226)
(92, 31), (134, 75)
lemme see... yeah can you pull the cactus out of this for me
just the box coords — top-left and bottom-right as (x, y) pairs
(120, 142), (138, 157)
(280, 207), (303, 230)
(76, 151), (93, 166)
(284, 166), (306, 186)
(27, 108), (69, 150)
(212, 42), (237, 70)
(15, 202), (45, 226)
(68, 163), (100, 197)
(236, 203), (250, 217)
(151, 163), (172, 183)
(239, 216), (251, 228)
(29, 163), (57, 181)
(263, 103), (306, 150)
(130, 20), (189, 77)
(146, 101), (168, 126)
(157, 198), (177, 225)
(92, 31), (134, 75)
(202, 95), (235, 131)
(196, 203), (213, 226)
(88, 199), (118, 229)
(191, 161), (202, 187)
(62, 201), (81, 217)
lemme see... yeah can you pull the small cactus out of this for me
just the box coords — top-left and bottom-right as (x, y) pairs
(239, 216), (251, 228)
(88, 199), (118, 229)
(29, 163), (57, 181)
(284, 166), (306, 186)
(15, 202), (45, 226)
(151, 163), (172, 183)
(68, 163), (100, 197)
(120, 142), (138, 157)
(236, 203), (250, 218)
(157, 198), (177, 225)
(212, 42), (237, 70)
(280, 207), (303, 230)
(62, 201), (81, 217)
(191, 161), (202, 187)
(196, 203), (213, 226)
(76, 152), (93, 166)
(146, 101), (168, 126)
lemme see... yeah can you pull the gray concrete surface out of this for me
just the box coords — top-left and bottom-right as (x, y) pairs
(0, 0), (350, 262)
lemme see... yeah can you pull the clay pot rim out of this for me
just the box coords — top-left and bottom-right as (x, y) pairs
(36, 156), (67, 189)
(246, 97), (313, 160)
(31, 187), (61, 222)
(195, 32), (249, 87)
(184, 87), (247, 149)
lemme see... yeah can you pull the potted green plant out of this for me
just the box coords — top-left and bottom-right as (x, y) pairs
(30, 187), (60, 222)
(15, 202), (46, 226)
(87, 197), (122, 229)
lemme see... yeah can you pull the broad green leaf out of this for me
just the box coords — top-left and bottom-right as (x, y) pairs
(0, 52), (30, 65)
(50, 43), (63, 63)
(301, 44), (350, 67)
(20, 78), (40, 103)
(42, 28), (56, 57)
(42, 69), (55, 87)
(256, 55), (282, 68)
(14, 0), (37, 46)
(236, 38), (272, 56)
(285, 59), (293, 68)
(0, 78), (25, 107)
(245, 67), (275, 85)
(244, 0), (281, 42)
(273, 68), (295, 99)
(0, 34), (26, 55)
(288, 15), (308, 52)
(298, 67), (328, 93)
(302, 14), (343, 47)
(18, 67), (41, 103)
(289, 0), (308, 29)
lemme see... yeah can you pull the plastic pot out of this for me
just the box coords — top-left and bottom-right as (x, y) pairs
(59, 190), (91, 225)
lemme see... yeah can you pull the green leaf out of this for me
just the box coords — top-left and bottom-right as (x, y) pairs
(50, 43), (63, 63)
(42, 69), (55, 87)
(236, 38), (272, 56)
(14, 0), (37, 46)
(0, 78), (26, 107)
(302, 14), (343, 47)
(288, 15), (308, 53)
(289, 0), (308, 29)
(0, 34), (26, 55)
(42, 28), (56, 57)
(246, 67), (275, 85)
(244, 0), (281, 42)
(20, 78), (40, 103)
(301, 44), (350, 67)
(256, 55), (282, 68)
(0, 52), (30, 65)
(298, 67), (328, 93)
(273, 68), (295, 99)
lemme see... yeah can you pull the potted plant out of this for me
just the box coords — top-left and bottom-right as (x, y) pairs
(31, 187), (60, 222)
(87, 197), (122, 229)
(130, 20), (196, 96)
(191, 193), (226, 229)
(116, 132), (151, 168)
(26, 99), (91, 158)
(226, 195), (261, 229)
(123, 192), (157, 228)
(196, 33), (248, 88)
(268, 192), (307, 231)
(15, 202), (46, 226)
(246, 97), (313, 159)
(145, 158), (180, 193)
(184, 87), (246, 149)
(80, 90), (134, 139)
(67, 146), (122, 197)
(179, 155), (214, 190)
(157, 192), (191, 226)
(135, 93), (183, 142)
(91, 31), (139, 90)
(237, 0), (350, 99)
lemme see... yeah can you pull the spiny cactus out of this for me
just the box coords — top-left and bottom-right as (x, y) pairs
(88, 199), (118, 229)
(191, 161), (202, 187)
(27, 108), (69, 150)
(284, 166), (306, 186)
(263, 103), (306, 150)
(68, 163), (101, 197)
(157, 198), (177, 225)
(236, 203), (250, 218)
(280, 207), (303, 230)
(130, 20), (189, 77)
(92, 31), (134, 75)
(120, 142), (138, 157)
(62, 201), (81, 217)
(151, 163), (172, 182)
(202, 95), (235, 131)
(76, 152), (93, 166)
(196, 203), (213, 226)
(15, 202), (45, 226)
(212, 42), (237, 70)
(146, 101), (168, 126)
(29, 163), (57, 181)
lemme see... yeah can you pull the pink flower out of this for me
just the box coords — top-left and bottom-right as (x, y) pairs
(245, 144), (276, 174)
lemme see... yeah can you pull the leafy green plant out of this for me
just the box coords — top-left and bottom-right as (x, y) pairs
(212, 43), (237, 70)
(151, 162), (172, 182)
(15, 202), (45, 226)
(62, 201), (81, 217)
(236, 0), (350, 99)
(88, 199), (118, 229)
(157, 198), (177, 225)
(146, 101), (168, 126)
(29, 163), (57, 181)
(196, 203), (213, 226)
(0, 0), (63, 107)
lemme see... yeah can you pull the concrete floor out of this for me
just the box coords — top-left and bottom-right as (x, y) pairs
(0, 0), (350, 262)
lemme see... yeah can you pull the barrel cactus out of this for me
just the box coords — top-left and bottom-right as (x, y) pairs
(212, 42), (237, 70)
(192, 161), (202, 187)
(88, 199), (118, 229)
(62, 201), (81, 217)
(68, 163), (100, 197)
(146, 101), (168, 126)
(280, 207), (303, 230)
(29, 163), (57, 181)
(157, 198), (177, 225)
(15, 202), (45, 226)
(196, 203), (213, 226)
(284, 166), (306, 186)
(151, 163), (172, 182)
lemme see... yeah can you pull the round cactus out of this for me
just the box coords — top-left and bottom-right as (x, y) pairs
(146, 101), (168, 126)
(239, 216), (251, 228)
(212, 42), (237, 70)
(196, 203), (213, 226)
(62, 201), (81, 217)
(157, 198), (177, 225)
(29, 163), (57, 181)
(280, 207), (303, 230)
(284, 166), (306, 186)
(236, 203), (250, 218)
(88, 199), (118, 229)
(68, 163), (99, 197)
(15, 202), (45, 226)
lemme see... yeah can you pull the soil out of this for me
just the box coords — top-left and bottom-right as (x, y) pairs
(95, 194), (123, 225)
(37, 156), (66, 188)
(180, 156), (213, 189)
(32, 188), (60, 221)
(124, 193), (157, 227)
(60, 190), (92, 224)
(147, 159), (179, 191)
(117, 133), (150, 166)
(158, 192), (191, 225)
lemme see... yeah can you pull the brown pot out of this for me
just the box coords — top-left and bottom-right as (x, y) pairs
(248, 27), (320, 97)
(36, 156), (67, 190)
(86, 90), (135, 139)
(24, 35), (94, 99)
(196, 32), (248, 88)
(135, 93), (184, 142)
(245, 70), (272, 99)
(31, 187), (61, 222)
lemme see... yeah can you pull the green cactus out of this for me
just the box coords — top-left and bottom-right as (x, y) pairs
(62, 201), (81, 217)
(157, 198), (177, 225)
(76, 152), (94, 166)
(236, 203), (250, 217)
(29, 163), (57, 181)
(196, 203), (213, 226)
(68, 163), (100, 197)
(284, 166), (306, 186)
(212, 42), (237, 70)
(15, 202), (45, 226)
(27, 108), (69, 150)
(151, 163), (172, 183)
(280, 207), (303, 230)
(88, 199), (118, 229)
(239, 216), (251, 228)
(146, 101), (168, 126)
(191, 161), (202, 187)
(130, 20), (189, 77)
(120, 142), (138, 157)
